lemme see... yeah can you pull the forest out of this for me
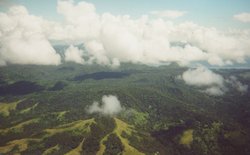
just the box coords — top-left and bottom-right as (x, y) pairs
(0, 62), (249, 155)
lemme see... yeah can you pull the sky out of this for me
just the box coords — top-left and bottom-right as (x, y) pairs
(0, 0), (250, 68)
(3, 0), (250, 29)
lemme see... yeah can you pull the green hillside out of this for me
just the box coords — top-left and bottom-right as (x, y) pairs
(0, 63), (250, 154)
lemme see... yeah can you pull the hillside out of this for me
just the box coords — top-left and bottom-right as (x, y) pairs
(0, 63), (250, 154)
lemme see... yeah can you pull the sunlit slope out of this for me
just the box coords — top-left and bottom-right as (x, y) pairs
(0, 100), (22, 117)
(97, 117), (144, 155)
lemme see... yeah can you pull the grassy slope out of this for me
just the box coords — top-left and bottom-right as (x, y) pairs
(179, 129), (194, 148)
(42, 144), (60, 155)
(114, 118), (144, 155)
(64, 138), (85, 155)
(0, 118), (40, 135)
(20, 103), (38, 114)
(0, 100), (22, 117)
(43, 118), (95, 137)
(0, 118), (95, 154)
(0, 138), (41, 154)
(97, 117), (144, 155)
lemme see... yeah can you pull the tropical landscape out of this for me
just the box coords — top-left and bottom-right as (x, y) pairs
(0, 0), (250, 154)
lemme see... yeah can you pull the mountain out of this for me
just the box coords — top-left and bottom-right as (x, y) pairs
(0, 63), (250, 155)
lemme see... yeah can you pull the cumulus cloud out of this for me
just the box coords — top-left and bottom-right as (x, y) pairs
(182, 66), (224, 87)
(181, 66), (225, 95)
(54, 0), (100, 42)
(0, 6), (61, 66)
(151, 10), (186, 19)
(1, 0), (250, 67)
(51, 0), (250, 67)
(234, 13), (250, 23)
(181, 66), (248, 95)
(64, 45), (84, 64)
(86, 95), (123, 115)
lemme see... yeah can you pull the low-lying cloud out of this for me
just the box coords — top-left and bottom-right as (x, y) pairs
(64, 45), (85, 64)
(203, 86), (225, 96)
(182, 66), (224, 87)
(227, 76), (248, 93)
(181, 66), (248, 95)
(86, 95), (123, 115)
(0, 0), (250, 67)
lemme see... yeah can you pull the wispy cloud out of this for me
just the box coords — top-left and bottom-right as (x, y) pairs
(180, 66), (248, 96)
(226, 76), (248, 93)
(234, 12), (250, 23)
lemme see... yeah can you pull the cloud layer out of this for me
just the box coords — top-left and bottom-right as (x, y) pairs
(52, 0), (250, 67)
(0, 0), (250, 67)
(181, 66), (248, 95)
(86, 95), (123, 115)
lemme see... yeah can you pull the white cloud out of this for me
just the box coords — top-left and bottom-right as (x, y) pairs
(151, 10), (186, 19)
(54, 0), (100, 42)
(234, 13), (250, 23)
(52, 0), (250, 67)
(181, 66), (248, 95)
(0, 6), (61, 66)
(181, 66), (226, 95)
(182, 66), (224, 87)
(1, 1), (250, 67)
(64, 45), (84, 64)
(204, 87), (225, 96)
(86, 95), (123, 115)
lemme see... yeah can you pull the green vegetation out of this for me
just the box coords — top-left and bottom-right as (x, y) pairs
(103, 133), (124, 155)
(43, 118), (95, 137)
(42, 144), (60, 155)
(0, 138), (40, 154)
(0, 63), (249, 154)
(54, 111), (68, 121)
(64, 138), (84, 155)
(20, 103), (38, 114)
(97, 133), (110, 155)
(0, 118), (40, 135)
(179, 129), (194, 148)
(0, 100), (22, 117)
(121, 109), (149, 128)
(113, 118), (144, 155)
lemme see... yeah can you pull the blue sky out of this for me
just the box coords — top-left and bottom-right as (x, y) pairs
(3, 0), (250, 29)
